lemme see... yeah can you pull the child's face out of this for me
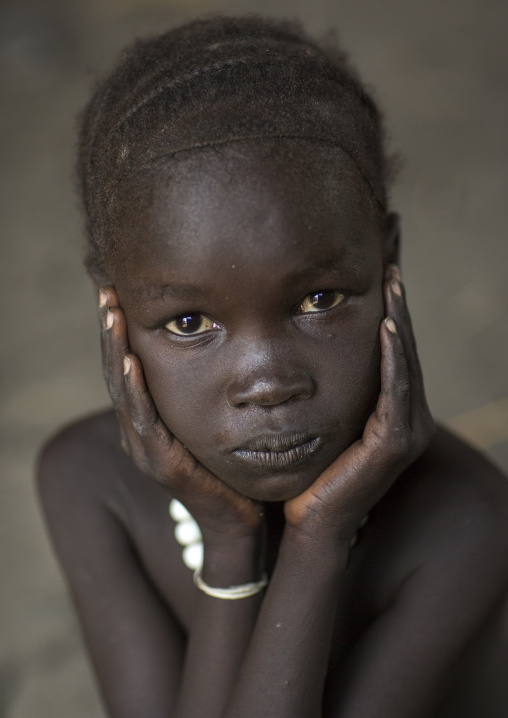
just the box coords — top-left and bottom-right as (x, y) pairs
(111, 144), (388, 501)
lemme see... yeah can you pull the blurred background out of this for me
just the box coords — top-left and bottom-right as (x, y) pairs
(1, 0), (507, 715)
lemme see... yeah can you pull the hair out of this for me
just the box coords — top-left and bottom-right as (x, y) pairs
(77, 14), (394, 281)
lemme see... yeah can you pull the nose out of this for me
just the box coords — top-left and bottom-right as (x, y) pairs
(226, 347), (314, 408)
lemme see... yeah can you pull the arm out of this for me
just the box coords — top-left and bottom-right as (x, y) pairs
(37, 427), (186, 718)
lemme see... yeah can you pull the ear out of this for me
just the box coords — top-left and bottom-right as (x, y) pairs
(383, 212), (400, 265)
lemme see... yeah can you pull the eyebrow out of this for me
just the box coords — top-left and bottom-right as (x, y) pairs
(131, 248), (363, 303)
(130, 281), (209, 303)
(283, 251), (364, 285)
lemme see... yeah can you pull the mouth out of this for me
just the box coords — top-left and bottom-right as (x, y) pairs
(232, 433), (321, 470)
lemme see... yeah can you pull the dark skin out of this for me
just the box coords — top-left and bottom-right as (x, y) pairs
(38, 143), (508, 718)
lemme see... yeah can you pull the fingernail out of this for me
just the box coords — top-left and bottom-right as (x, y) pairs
(106, 310), (114, 329)
(391, 279), (402, 297)
(123, 356), (131, 375)
(99, 289), (107, 308)
(384, 317), (398, 334)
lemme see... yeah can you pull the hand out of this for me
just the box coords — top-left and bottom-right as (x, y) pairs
(284, 265), (435, 544)
(99, 287), (264, 545)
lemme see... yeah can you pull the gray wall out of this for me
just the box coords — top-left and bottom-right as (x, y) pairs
(1, 0), (507, 715)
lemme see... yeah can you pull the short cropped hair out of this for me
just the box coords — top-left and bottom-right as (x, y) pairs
(77, 15), (393, 280)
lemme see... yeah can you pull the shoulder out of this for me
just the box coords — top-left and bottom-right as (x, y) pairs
(365, 426), (508, 608)
(385, 425), (508, 543)
(36, 409), (134, 538)
(407, 425), (508, 543)
(37, 407), (122, 477)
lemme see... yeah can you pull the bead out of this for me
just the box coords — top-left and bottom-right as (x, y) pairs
(169, 498), (192, 522)
(183, 542), (204, 570)
(175, 519), (202, 546)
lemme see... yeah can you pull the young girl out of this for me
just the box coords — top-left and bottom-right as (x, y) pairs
(37, 15), (508, 718)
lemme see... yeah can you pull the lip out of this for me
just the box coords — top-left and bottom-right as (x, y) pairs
(232, 433), (321, 470)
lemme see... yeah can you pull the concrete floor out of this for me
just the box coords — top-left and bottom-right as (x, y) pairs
(1, 0), (507, 715)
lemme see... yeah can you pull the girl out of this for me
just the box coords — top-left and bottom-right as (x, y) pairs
(37, 15), (508, 718)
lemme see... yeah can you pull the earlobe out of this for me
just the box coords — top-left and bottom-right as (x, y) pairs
(383, 212), (400, 266)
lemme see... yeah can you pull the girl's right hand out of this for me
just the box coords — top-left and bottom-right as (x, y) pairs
(99, 286), (264, 547)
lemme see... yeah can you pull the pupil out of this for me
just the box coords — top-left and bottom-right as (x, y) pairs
(311, 291), (334, 309)
(177, 315), (202, 333)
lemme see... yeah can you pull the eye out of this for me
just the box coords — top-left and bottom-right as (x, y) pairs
(165, 313), (221, 336)
(298, 290), (345, 314)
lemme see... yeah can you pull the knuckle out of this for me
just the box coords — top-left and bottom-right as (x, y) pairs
(108, 385), (123, 406)
(366, 424), (390, 455)
(370, 421), (410, 461)
(391, 425), (410, 455)
(131, 415), (147, 436)
(395, 378), (410, 402)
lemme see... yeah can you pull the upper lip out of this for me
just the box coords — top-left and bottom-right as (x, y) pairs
(233, 432), (316, 453)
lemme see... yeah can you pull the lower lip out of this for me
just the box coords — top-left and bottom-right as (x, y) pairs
(233, 437), (321, 470)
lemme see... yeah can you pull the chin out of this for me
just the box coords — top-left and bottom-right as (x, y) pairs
(217, 457), (329, 503)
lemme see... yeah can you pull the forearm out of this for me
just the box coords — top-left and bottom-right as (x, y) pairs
(174, 535), (265, 718)
(223, 526), (350, 718)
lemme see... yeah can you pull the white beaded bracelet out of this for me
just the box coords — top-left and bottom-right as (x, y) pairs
(169, 499), (204, 571)
(193, 568), (269, 599)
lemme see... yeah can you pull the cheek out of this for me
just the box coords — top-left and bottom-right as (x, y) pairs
(316, 303), (383, 436)
(128, 329), (220, 441)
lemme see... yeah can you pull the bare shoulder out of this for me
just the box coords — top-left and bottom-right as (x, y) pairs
(37, 409), (131, 525)
(399, 425), (508, 548)
(38, 407), (124, 486)
(37, 409), (195, 619)
(363, 425), (508, 609)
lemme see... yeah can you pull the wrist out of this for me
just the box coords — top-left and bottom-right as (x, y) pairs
(202, 530), (265, 587)
(282, 522), (351, 566)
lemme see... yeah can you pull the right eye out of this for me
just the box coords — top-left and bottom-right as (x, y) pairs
(165, 313), (221, 336)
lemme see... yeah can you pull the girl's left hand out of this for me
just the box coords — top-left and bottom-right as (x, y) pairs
(285, 265), (435, 545)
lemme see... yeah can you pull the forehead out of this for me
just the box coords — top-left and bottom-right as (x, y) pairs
(113, 140), (383, 280)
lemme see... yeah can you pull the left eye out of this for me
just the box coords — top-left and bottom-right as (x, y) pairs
(165, 313), (221, 336)
(298, 290), (345, 313)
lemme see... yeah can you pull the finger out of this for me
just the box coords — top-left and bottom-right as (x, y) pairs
(99, 286), (122, 387)
(122, 352), (183, 480)
(103, 306), (131, 408)
(383, 267), (434, 443)
(99, 285), (120, 310)
(364, 316), (410, 458)
(98, 287), (141, 453)
(383, 268), (426, 410)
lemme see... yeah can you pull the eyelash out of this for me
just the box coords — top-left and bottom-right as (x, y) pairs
(164, 290), (346, 337)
